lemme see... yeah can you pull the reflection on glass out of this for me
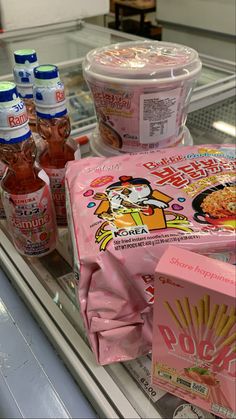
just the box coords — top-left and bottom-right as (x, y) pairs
(213, 121), (236, 138)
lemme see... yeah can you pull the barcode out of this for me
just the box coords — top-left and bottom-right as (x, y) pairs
(176, 377), (191, 388)
(191, 381), (208, 396)
(212, 403), (236, 418)
(158, 370), (172, 380)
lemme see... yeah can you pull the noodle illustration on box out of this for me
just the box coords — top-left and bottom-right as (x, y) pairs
(152, 246), (236, 419)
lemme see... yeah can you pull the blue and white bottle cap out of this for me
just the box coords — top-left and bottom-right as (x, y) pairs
(0, 81), (18, 103)
(34, 65), (59, 80)
(33, 65), (68, 119)
(13, 49), (39, 87)
(14, 49), (38, 65)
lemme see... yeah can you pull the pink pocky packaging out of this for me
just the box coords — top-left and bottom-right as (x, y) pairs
(152, 246), (236, 419)
(65, 144), (236, 365)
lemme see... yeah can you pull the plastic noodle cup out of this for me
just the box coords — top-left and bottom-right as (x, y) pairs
(90, 125), (193, 157)
(83, 40), (202, 153)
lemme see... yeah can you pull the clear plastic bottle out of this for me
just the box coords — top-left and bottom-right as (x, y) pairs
(0, 81), (57, 257)
(33, 65), (75, 226)
(13, 49), (38, 135)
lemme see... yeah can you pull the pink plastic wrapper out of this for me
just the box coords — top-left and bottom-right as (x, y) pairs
(65, 144), (236, 365)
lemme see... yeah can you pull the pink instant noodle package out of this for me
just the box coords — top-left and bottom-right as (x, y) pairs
(65, 144), (236, 365)
(152, 246), (236, 418)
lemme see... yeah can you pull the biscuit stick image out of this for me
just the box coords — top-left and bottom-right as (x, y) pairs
(203, 303), (219, 341)
(214, 315), (236, 347)
(204, 294), (210, 324)
(183, 297), (198, 342)
(162, 293), (235, 411)
(214, 304), (228, 333)
(164, 301), (183, 329)
(198, 298), (205, 341)
(216, 332), (236, 352)
(176, 300), (189, 329)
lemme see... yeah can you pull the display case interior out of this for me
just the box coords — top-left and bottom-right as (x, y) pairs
(0, 20), (235, 419)
(0, 22), (235, 136)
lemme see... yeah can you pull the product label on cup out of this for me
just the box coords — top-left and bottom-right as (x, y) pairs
(2, 184), (57, 256)
(139, 88), (181, 144)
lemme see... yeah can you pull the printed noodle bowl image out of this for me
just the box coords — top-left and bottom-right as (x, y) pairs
(99, 121), (123, 149)
(201, 186), (236, 219)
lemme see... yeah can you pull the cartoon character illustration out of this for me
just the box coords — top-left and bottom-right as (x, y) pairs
(94, 175), (173, 230)
(93, 175), (193, 250)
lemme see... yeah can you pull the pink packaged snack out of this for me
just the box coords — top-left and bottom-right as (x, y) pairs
(65, 144), (236, 365)
(83, 41), (201, 153)
(152, 246), (236, 419)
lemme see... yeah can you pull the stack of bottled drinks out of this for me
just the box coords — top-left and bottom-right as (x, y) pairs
(0, 49), (77, 257)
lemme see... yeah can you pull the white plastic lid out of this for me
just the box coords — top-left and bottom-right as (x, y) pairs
(84, 41), (202, 81)
(90, 126), (193, 157)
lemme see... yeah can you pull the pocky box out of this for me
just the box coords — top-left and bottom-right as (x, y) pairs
(65, 144), (236, 365)
(152, 246), (236, 418)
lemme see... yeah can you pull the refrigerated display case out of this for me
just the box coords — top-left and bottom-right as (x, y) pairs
(0, 21), (235, 136)
(156, 0), (235, 61)
(0, 21), (235, 418)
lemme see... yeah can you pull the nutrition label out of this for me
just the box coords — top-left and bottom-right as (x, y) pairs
(139, 88), (180, 143)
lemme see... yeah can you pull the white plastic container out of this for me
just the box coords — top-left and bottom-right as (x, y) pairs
(83, 41), (202, 153)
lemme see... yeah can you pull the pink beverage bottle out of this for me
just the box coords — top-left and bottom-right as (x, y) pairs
(0, 81), (57, 257)
(13, 49), (39, 135)
(33, 65), (75, 227)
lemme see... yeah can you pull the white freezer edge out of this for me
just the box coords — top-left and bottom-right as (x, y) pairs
(0, 0), (109, 31)
(157, 0), (235, 36)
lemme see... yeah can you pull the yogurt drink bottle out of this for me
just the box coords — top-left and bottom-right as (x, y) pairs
(13, 49), (39, 134)
(0, 81), (57, 257)
(33, 65), (75, 226)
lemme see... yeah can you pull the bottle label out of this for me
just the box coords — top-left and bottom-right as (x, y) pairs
(2, 184), (57, 256)
(17, 85), (34, 99)
(13, 66), (37, 86)
(34, 81), (67, 119)
(0, 98), (26, 127)
(0, 96), (30, 144)
(44, 167), (67, 226)
(0, 127), (31, 144)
